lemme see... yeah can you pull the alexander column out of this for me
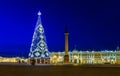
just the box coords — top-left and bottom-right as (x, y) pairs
(64, 26), (69, 63)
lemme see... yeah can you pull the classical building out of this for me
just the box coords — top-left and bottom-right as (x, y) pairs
(50, 49), (120, 64)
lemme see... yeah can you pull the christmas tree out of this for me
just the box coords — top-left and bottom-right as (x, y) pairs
(29, 11), (50, 59)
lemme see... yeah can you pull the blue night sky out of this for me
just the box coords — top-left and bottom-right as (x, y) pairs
(0, 0), (120, 57)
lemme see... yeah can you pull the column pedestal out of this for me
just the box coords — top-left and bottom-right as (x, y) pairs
(64, 55), (69, 63)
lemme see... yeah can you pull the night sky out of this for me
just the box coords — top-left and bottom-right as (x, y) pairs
(0, 0), (120, 57)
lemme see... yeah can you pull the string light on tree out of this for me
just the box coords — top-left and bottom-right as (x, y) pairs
(29, 11), (50, 59)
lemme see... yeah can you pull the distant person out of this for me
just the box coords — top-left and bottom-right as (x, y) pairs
(18, 60), (21, 64)
(30, 58), (36, 65)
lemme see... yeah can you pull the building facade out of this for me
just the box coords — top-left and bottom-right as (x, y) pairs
(50, 50), (120, 64)
(0, 50), (120, 64)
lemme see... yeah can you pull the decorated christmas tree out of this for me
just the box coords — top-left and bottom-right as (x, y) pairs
(29, 11), (50, 59)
